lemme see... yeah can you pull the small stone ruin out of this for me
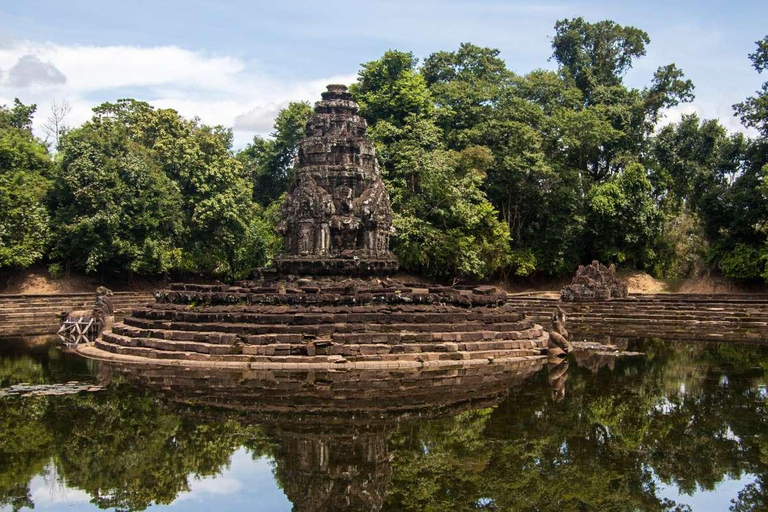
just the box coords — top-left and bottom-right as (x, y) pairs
(560, 260), (628, 302)
(58, 286), (114, 344)
(81, 85), (549, 368)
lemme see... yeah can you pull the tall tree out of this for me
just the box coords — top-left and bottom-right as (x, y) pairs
(352, 51), (511, 279)
(51, 100), (261, 279)
(734, 35), (768, 138)
(551, 18), (694, 183)
(552, 17), (650, 97)
(0, 99), (52, 269)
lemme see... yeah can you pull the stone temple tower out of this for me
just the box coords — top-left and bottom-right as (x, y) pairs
(275, 84), (399, 275)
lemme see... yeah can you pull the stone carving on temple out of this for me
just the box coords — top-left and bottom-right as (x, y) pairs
(560, 260), (629, 301)
(275, 84), (397, 275)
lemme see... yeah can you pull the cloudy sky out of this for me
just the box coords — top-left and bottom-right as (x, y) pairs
(1, 0), (767, 148)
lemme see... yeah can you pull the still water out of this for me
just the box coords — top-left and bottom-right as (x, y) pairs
(1, 336), (767, 512)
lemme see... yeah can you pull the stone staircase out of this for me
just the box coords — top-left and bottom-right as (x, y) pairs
(93, 281), (549, 368)
(507, 293), (768, 342)
(0, 292), (154, 336)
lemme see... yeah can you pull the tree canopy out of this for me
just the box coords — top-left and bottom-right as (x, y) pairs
(2, 21), (767, 284)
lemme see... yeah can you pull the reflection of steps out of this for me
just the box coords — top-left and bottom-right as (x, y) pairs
(114, 360), (546, 418)
(507, 294), (768, 342)
(93, 281), (549, 367)
(0, 293), (154, 336)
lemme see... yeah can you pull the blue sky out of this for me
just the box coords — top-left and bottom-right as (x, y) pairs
(1, 0), (767, 147)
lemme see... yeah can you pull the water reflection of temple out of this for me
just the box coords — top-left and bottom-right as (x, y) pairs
(106, 359), (545, 511)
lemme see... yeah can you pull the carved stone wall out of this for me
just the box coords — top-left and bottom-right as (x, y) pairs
(275, 84), (398, 275)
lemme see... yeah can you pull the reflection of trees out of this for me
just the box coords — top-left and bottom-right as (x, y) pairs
(2, 341), (768, 511)
(0, 399), (51, 511)
(0, 338), (92, 386)
(0, 356), (45, 387)
(0, 385), (269, 511)
(383, 341), (768, 511)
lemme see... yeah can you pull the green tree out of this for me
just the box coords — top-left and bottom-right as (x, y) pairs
(552, 17), (650, 97)
(0, 99), (52, 269)
(551, 18), (694, 183)
(734, 35), (768, 138)
(49, 106), (185, 277)
(51, 99), (263, 279)
(586, 163), (664, 266)
(352, 51), (511, 279)
(238, 102), (313, 207)
(352, 50), (433, 127)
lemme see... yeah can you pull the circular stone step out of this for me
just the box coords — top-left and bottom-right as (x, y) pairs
(79, 276), (549, 369)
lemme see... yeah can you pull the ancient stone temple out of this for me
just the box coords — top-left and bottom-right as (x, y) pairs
(78, 84), (550, 368)
(275, 84), (398, 276)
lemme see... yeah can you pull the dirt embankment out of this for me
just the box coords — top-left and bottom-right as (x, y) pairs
(496, 270), (767, 295)
(621, 270), (767, 294)
(1, 266), (764, 296)
(0, 267), (162, 295)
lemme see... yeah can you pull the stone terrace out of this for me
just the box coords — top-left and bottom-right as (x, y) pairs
(508, 293), (768, 342)
(93, 280), (549, 368)
(0, 292), (152, 336)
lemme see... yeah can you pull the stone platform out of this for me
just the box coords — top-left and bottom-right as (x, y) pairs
(82, 277), (549, 369)
(76, 85), (548, 369)
(508, 293), (768, 342)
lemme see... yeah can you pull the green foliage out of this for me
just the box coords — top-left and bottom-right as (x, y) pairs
(0, 98), (37, 132)
(718, 243), (766, 280)
(552, 17), (650, 97)
(0, 99), (52, 269)
(351, 50), (433, 126)
(238, 102), (313, 206)
(50, 99), (266, 279)
(2, 23), (767, 284)
(735, 35), (768, 137)
(50, 109), (185, 275)
(352, 52), (511, 279)
(390, 25), (692, 278)
(586, 163), (663, 266)
(652, 209), (709, 278)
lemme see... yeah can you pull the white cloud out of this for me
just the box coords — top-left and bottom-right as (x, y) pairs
(0, 39), (355, 148)
(29, 472), (92, 506)
(234, 101), (287, 132)
(7, 54), (66, 87)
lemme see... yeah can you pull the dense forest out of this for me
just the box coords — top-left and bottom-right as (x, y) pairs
(2, 18), (768, 283)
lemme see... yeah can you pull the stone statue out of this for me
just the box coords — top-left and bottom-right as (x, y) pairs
(561, 260), (628, 301)
(547, 306), (572, 357)
(275, 84), (398, 275)
(58, 286), (115, 344)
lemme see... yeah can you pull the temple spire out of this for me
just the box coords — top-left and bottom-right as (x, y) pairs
(275, 84), (398, 275)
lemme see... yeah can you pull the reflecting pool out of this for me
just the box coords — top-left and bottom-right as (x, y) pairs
(1, 336), (767, 511)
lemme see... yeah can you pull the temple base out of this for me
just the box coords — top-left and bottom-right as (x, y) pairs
(274, 256), (399, 276)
